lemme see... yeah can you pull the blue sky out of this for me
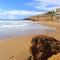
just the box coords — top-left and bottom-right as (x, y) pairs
(0, 0), (60, 19)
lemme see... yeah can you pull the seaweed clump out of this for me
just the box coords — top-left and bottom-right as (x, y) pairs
(29, 35), (60, 60)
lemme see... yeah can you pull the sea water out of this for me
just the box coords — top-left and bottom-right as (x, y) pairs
(0, 20), (55, 39)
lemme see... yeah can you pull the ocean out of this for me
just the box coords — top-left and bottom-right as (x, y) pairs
(0, 20), (55, 39)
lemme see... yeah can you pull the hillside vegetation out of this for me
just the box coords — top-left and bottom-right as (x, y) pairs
(25, 9), (60, 22)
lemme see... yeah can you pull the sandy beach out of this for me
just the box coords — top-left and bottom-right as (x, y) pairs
(40, 21), (60, 40)
(0, 21), (60, 60)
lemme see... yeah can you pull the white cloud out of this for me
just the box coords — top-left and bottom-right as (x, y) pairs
(0, 10), (42, 16)
(0, 0), (59, 19)
(24, 0), (60, 12)
(35, 0), (60, 11)
(36, 0), (60, 5)
(24, 3), (34, 6)
(0, 10), (43, 19)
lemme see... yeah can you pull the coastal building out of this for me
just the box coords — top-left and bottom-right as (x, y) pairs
(56, 8), (60, 21)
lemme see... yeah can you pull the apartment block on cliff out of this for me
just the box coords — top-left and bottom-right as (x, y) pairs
(56, 8), (60, 21)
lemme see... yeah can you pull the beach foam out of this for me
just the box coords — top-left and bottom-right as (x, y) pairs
(0, 20), (55, 39)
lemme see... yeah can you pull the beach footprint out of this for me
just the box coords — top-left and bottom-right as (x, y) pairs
(9, 56), (16, 60)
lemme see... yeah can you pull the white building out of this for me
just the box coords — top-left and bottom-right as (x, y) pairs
(56, 8), (60, 21)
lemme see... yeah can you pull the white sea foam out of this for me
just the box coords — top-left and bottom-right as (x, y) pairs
(0, 20), (55, 39)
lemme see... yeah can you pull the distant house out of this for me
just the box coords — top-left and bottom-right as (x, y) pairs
(56, 8), (60, 21)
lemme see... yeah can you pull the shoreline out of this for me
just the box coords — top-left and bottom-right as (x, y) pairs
(0, 29), (55, 40)
(0, 21), (60, 60)
(0, 20), (56, 40)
